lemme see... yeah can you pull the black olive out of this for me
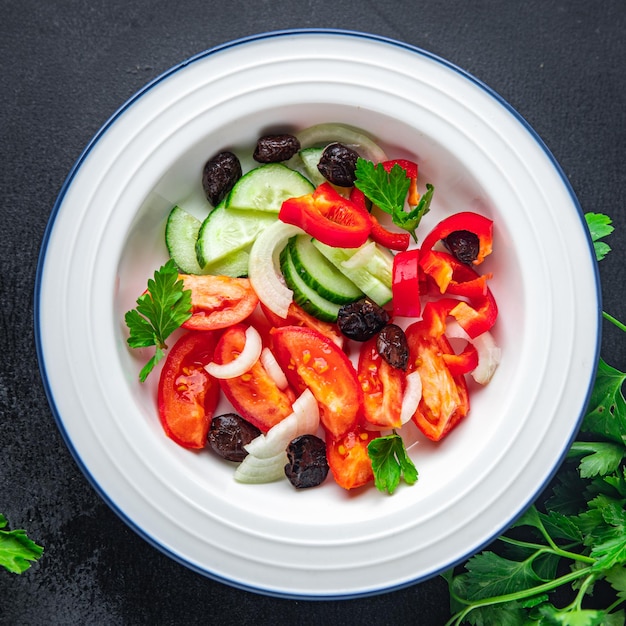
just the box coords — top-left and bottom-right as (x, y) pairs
(337, 299), (390, 342)
(317, 142), (359, 187)
(443, 230), (480, 264)
(202, 151), (242, 206)
(207, 413), (261, 462)
(377, 324), (409, 370)
(253, 134), (301, 163)
(284, 434), (329, 489)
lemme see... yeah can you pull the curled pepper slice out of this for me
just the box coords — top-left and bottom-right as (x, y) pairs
(279, 182), (371, 248)
(421, 211), (493, 265)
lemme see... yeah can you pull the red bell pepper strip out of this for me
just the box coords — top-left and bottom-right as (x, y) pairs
(279, 182), (371, 248)
(382, 159), (420, 206)
(420, 250), (498, 338)
(349, 187), (410, 251)
(392, 248), (421, 318)
(421, 211), (493, 265)
(419, 299), (479, 376)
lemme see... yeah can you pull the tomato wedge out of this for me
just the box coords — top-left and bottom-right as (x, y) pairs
(157, 331), (220, 449)
(213, 324), (296, 432)
(270, 325), (362, 438)
(180, 274), (258, 331)
(261, 302), (344, 349)
(357, 337), (405, 429)
(405, 321), (470, 441)
(327, 426), (379, 490)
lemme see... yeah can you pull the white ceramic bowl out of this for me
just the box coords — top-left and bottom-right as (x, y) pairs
(35, 30), (600, 598)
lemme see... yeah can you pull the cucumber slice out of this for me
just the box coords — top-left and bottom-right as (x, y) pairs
(279, 245), (341, 322)
(226, 163), (315, 212)
(196, 205), (277, 267)
(312, 239), (394, 306)
(288, 235), (363, 304)
(165, 205), (206, 274)
(202, 247), (250, 278)
(298, 147), (327, 187)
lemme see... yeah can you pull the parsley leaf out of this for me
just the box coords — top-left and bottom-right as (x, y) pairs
(354, 158), (434, 241)
(585, 212), (614, 261)
(581, 358), (626, 445)
(0, 514), (44, 574)
(367, 433), (418, 494)
(124, 259), (192, 382)
(568, 441), (626, 478)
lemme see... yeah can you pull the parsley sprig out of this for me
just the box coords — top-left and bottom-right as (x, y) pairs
(0, 514), (44, 574)
(124, 259), (192, 382)
(354, 158), (434, 242)
(445, 213), (626, 625)
(368, 432), (418, 494)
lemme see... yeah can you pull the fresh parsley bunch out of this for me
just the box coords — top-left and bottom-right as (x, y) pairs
(445, 213), (626, 625)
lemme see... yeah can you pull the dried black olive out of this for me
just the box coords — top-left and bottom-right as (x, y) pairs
(284, 434), (329, 489)
(253, 134), (301, 163)
(377, 324), (409, 370)
(207, 413), (261, 462)
(202, 151), (242, 206)
(337, 299), (390, 342)
(317, 142), (359, 187)
(443, 230), (480, 264)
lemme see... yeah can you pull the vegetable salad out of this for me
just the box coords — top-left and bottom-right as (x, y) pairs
(125, 123), (501, 494)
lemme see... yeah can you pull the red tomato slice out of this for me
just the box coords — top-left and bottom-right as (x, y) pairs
(180, 274), (258, 331)
(357, 337), (405, 429)
(157, 331), (220, 449)
(405, 322), (470, 441)
(327, 426), (379, 490)
(270, 325), (361, 438)
(213, 324), (296, 432)
(261, 302), (344, 349)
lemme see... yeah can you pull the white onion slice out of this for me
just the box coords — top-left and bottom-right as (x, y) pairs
(260, 347), (289, 390)
(400, 371), (422, 424)
(248, 221), (303, 318)
(445, 320), (501, 384)
(295, 123), (388, 163)
(204, 325), (262, 379)
(244, 389), (320, 459)
(234, 451), (287, 484)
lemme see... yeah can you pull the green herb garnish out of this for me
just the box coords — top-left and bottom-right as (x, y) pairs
(444, 212), (626, 625)
(354, 158), (433, 242)
(124, 259), (192, 382)
(368, 432), (418, 495)
(0, 514), (44, 574)
(586, 212), (614, 261)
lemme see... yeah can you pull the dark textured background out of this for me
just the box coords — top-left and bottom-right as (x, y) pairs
(2, 1), (625, 624)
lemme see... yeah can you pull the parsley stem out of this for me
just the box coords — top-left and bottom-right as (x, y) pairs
(498, 535), (595, 565)
(603, 310), (626, 333)
(445, 565), (594, 626)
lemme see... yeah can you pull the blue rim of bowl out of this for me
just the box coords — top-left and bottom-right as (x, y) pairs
(34, 28), (602, 600)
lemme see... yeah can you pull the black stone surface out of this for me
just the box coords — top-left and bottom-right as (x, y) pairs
(2, 2), (625, 624)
